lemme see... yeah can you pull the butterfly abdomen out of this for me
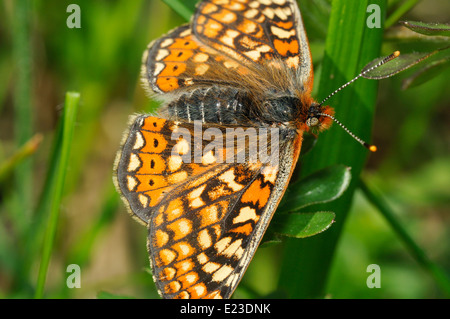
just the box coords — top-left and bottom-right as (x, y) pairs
(166, 86), (252, 125)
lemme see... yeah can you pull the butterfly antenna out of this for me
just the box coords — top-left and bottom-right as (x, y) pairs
(319, 51), (400, 106)
(318, 112), (377, 152)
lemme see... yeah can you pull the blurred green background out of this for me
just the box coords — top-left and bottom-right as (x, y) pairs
(0, 0), (448, 299)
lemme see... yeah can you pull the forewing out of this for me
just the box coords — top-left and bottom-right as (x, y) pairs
(193, 0), (312, 73)
(141, 0), (313, 95)
(141, 24), (248, 94)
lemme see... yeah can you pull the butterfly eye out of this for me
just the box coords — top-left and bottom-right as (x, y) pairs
(306, 116), (319, 127)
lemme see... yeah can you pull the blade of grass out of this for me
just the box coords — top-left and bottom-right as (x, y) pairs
(359, 178), (450, 297)
(161, 0), (194, 21)
(385, 0), (420, 29)
(0, 134), (43, 184)
(14, 110), (64, 292)
(12, 0), (33, 226)
(278, 0), (386, 298)
(34, 92), (80, 299)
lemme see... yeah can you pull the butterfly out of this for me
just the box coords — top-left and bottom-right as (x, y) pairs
(114, 0), (337, 299)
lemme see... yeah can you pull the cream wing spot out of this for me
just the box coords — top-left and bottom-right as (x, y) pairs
(127, 153), (141, 172)
(270, 25), (296, 39)
(214, 236), (232, 254)
(233, 206), (258, 224)
(133, 131), (144, 150)
(197, 253), (209, 265)
(173, 138), (189, 155)
(202, 150), (216, 165)
(222, 239), (243, 258)
(197, 229), (212, 249)
(153, 62), (165, 76)
(195, 63), (210, 76)
(212, 265), (234, 282)
(168, 155), (183, 172)
(193, 52), (209, 63)
(219, 169), (244, 192)
(262, 165), (279, 183)
(160, 38), (174, 48)
(155, 49), (170, 61)
(189, 184), (206, 208)
(138, 194), (149, 208)
(127, 176), (138, 191)
(202, 262), (221, 274)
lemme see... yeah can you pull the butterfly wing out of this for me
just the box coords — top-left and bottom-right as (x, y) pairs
(193, 0), (312, 73)
(115, 115), (303, 298)
(142, 0), (313, 95)
(141, 24), (248, 94)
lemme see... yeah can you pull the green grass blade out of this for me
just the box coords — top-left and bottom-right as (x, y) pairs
(12, 0), (33, 226)
(278, 0), (386, 298)
(0, 134), (42, 184)
(161, 0), (195, 21)
(359, 179), (450, 297)
(34, 92), (80, 299)
(385, 0), (420, 28)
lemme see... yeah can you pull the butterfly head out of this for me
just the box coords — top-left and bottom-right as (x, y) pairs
(305, 103), (334, 132)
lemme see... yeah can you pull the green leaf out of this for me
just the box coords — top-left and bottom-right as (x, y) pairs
(271, 211), (335, 238)
(362, 46), (450, 89)
(402, 57), (450, 89)
(279, 165), (351, 213)
(362, 51), (436, 80)
(299, 133), (318, 156)
(400, 20), (450, 37)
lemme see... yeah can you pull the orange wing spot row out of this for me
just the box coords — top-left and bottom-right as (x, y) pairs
(158, 62), (188, 77)
(230, 223), (253, 236)
(142, 116), (166, 132)
(164, 49), (195, 62)
(171, 38), (200, 50)
(198, 201), (228, 228)
(136, 175), (167, 192)
(143, 187), (169, 208)
(140, 131), (168, 153)
(156, 77), (180, 92)
(272, 38), (299, 56)
(241, 179), (271, 209)
(211, 10), (238, 25)
(136, 153), (165, 175)
(274, 20), (294, 30)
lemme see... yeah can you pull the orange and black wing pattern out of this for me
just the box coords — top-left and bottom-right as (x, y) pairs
(193, 0), (311, 70)
(115, 115), (300, 298)
(141, 0), (312, 95)
(142, 24), (247, 94)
